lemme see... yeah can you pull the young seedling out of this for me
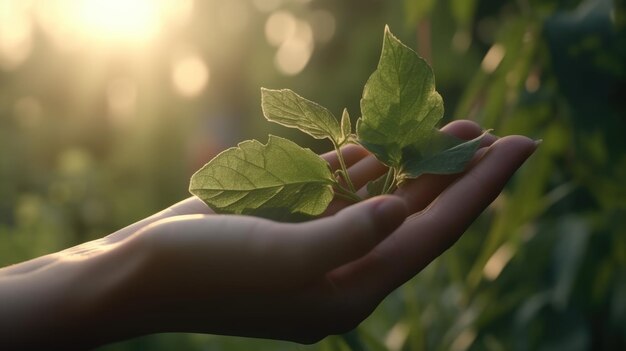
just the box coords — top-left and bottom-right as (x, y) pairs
(189, 26), (487, 222)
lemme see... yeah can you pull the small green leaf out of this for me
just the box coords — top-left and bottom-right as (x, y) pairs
(189, 135), (335, 221)
(261, 88), (342, 143)
(340, 108), (352, 144)
(400, 131), (488, 180)
(366, 173), (388, 198)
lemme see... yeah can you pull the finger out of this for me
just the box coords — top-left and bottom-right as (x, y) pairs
(440, 119), (496, 145)
(295, 195), (408, 276)
(322, 154), (389, 215)
(331, 136), (537, 298)
(420, 136), (537, 250)
(344, 155), (388, 190)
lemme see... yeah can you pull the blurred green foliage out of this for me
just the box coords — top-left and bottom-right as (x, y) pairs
(0, 0), (624, 350)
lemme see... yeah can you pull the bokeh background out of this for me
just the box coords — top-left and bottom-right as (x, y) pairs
(1, 0), (625, 350)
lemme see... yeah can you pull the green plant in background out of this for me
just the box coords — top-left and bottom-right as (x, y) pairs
(189, 26), (486, 221)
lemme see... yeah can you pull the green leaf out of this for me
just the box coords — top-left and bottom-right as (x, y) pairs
(357, 25), (443, 168)
(340, 108), (352, 144)
(261, 88), (343, 143)
(189, 135), (335, 222)
(366, 173), (388, 198)
(357, 26), (486, 180)
(400, 131), (487, 180)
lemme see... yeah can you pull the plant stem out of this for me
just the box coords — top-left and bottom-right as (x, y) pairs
(333, 141), (357, 193)
(334, 185), (362, 203)
(381, 167), (396, 194)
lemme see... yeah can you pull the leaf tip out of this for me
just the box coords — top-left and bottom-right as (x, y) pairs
(260, 88), (276, 119)
(260, 87), (275, 100)
(383, 24), (400, 43)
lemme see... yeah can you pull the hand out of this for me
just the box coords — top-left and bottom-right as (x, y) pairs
(0, 120), (537, 349)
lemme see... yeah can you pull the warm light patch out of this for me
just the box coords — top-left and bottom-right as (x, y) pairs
(273, 19), (314, 76)
(483, 243), (515, 281)
(275, 38), (311, 75)
(384, 322), (409, 351)
(265, 11), (297, 47)
(172, 53), (210, 98)
(34, 0), (194, 49)
(0, 0), (34, 70)
(73, 0), (160, 43)
(525, 72), (541, 92)
(481, 44), (505, 73)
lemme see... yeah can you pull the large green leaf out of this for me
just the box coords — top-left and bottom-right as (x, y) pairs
(357, 26), (443, 168)
(261, 88), (343, 144)
(189, 135), (335, 221)
(357, 26), (484, 179)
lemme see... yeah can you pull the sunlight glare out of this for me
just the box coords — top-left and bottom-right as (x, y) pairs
(34, 0), (194, 49)
(76, 0), (159, 43)
(0, 0), (34, 70)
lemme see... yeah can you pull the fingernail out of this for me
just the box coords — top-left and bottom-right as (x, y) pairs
(534, 139), (543, 146)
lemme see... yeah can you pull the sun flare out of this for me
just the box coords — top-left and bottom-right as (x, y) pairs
(35, 0), (193, 48)
(73, 0), (161, 43)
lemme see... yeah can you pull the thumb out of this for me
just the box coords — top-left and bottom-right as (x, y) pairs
(299, 195), (408, 274)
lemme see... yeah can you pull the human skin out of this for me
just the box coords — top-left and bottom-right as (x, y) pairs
(0, 120), (537, 349)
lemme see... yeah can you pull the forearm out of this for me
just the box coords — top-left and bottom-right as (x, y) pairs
(0, 236), (149, 349)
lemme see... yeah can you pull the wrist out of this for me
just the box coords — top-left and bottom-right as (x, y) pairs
(75, 235), (157, 348)
(0, 236), (150, 349)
